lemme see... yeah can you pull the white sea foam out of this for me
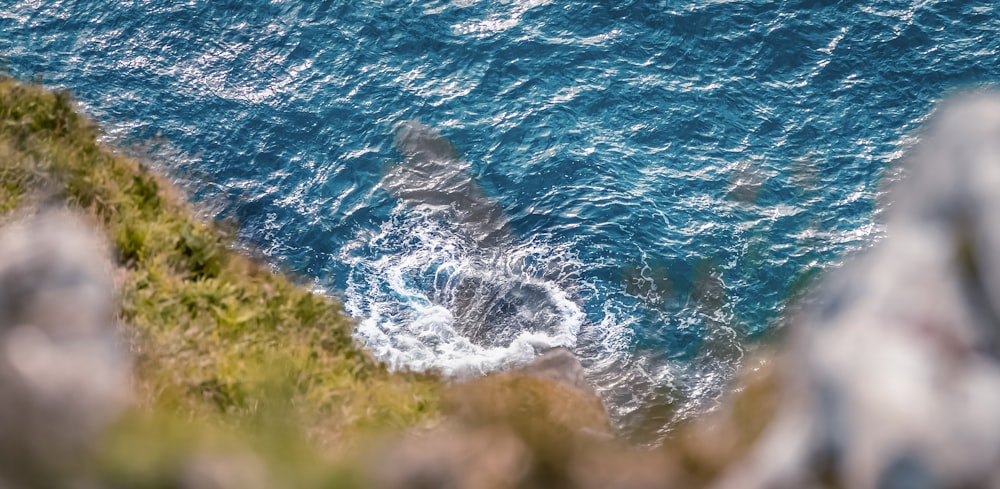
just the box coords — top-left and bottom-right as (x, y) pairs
(342, 202), (743, 440)
(343, 205), (585, 377)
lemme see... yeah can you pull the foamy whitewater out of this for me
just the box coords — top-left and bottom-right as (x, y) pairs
(343, 205), (585, 375)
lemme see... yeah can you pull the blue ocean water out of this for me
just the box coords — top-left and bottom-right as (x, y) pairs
(4, 0), (999, 438)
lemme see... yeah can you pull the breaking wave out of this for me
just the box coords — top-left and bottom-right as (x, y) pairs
(343, 204), (586, 376)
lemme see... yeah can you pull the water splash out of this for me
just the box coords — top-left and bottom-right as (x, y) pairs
(343, 205), (585, 376)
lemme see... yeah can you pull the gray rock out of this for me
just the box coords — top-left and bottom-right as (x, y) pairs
(517, 347), (594, 395)
(180, 453), (275, 489)
(711, 93), (1000, 489)
(372, 425), (532, 489)
(0, 210), (128, 486)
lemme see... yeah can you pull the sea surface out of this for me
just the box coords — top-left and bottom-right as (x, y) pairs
(4, 0), (999, 439)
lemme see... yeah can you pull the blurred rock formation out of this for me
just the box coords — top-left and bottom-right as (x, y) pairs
(372, 347), (613, 489)
(712, 93), (1000, 489)
(0, 210), (128, 487)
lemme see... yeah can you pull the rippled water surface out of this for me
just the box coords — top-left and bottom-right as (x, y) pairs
(5, 0), (1000, 438)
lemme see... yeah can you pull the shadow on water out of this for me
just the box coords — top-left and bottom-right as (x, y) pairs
(355, 119), (586, 370)
(372, 119), (835, 442)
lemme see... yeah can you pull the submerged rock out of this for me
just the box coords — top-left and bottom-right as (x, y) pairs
(711, 93), (1000, 489)
(0, 210), (128, 486)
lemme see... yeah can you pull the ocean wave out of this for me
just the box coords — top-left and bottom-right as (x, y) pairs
(343, 205), (585, 376)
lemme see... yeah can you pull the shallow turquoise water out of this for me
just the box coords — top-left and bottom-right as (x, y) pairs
(4, 0), (999, 437)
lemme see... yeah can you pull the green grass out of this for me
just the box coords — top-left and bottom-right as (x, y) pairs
(0, 77), (441, 480)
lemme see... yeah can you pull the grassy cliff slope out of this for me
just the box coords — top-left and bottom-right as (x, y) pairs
(0, 77), (441, 458)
